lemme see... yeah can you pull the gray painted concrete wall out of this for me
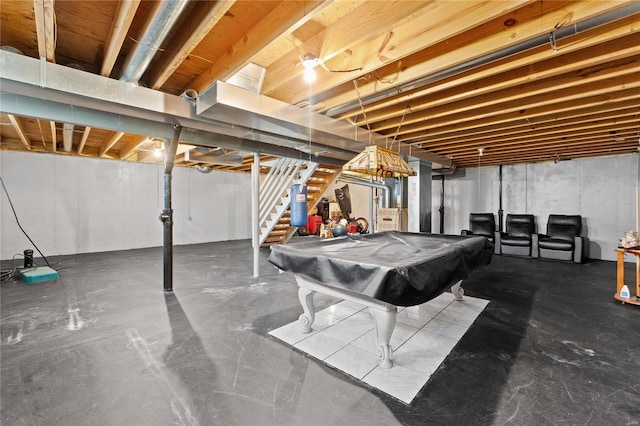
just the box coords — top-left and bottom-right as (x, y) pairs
(408, 160), (432, 233)
(433, 153), (640, 262)
(1, 151), (252, 259)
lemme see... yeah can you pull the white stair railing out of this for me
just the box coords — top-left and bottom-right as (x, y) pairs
(259, 159), (318, 245)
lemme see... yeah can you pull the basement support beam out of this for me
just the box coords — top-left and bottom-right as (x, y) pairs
(160, 125), (182, 292)
(252, 152), (260, 277)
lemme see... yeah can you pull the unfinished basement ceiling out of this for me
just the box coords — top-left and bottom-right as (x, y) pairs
(0, 0), (639, 171)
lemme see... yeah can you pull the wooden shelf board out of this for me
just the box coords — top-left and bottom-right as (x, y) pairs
(613, 293), (640, 306)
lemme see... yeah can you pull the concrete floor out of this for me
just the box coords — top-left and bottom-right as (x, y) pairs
(1, 239), (639, 426)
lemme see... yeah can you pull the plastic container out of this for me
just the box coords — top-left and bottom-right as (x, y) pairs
(620, 284), (631, 299)
(307, 215), (323, 235)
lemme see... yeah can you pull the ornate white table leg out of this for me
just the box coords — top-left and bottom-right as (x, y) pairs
(451, 280), (464, 301)
(298, 287), (315, 333)
(368, 306), (397, 369)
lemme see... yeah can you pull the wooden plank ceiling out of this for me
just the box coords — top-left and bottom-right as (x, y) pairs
(0, 0), (638, 171)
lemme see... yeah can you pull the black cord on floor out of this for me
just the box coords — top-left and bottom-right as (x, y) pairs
(0, 176), (51, 268)
(0, 253), (24, 283)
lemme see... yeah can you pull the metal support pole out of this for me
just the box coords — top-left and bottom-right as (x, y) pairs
(159, 125), (182, 292)
(498, 165), (504, 232)
(369, 176), (374, 234)
(439, 175), (445, 234)
(252, 152), (260, 277)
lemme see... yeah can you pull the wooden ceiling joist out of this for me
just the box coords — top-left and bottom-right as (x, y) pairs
(33, 0), (56, 62)
(7, 114), (32, 150)
(410, 100), (640, 146)
(119, 136), (149, 160)
(190, 0), (333, 94)
(149, 0), (235, 89)
(323, 1), (640, 117)
(77, 126), (91, 155)
(348, 34), (640, 127)
(421, 112), (640, 151)
(99, 131), (125, 157)
(49, 121), (56, 152)
(403, 88), (640, 144)
(261, 0), (432, 95)
(1, 1), (638, 170)
(100, 0), (141, 77)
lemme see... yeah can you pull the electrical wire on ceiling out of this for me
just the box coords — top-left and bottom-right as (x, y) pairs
(300, 53), (362, 82)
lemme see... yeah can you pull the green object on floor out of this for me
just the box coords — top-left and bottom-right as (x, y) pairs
(19, 266), (58, 283)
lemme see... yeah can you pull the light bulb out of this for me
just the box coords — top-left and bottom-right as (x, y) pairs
(303, 67), (316, 83)
(154, 147), (163, 158)
(301, 53), (318, 68)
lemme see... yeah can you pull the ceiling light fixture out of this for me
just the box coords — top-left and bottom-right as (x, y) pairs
(299, 53), (362, 83)
(152, 138), (164, 158)
(342, 145), (416, 178)
(301, 53), (322, 83)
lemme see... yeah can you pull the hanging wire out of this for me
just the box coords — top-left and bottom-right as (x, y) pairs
(353, 78), (372, 143)
(388, 102), (410, 151)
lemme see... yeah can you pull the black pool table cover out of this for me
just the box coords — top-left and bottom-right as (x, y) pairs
(268, 231), (493, 306)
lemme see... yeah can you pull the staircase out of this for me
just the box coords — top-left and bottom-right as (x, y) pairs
(260, 160), (342, 246)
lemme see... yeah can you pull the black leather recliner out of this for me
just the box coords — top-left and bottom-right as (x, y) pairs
(533, 214), (586, 263)
(496, 214), (535, 256)
(461, 213), (498, 254)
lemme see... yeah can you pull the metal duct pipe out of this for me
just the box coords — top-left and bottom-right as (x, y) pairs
(338, 175), (391, 209)
(180, 89), (198, 104)
(62, 123), (74, 152)
(120, 0), (189, 83)
(326, 3), (640, 118)
(432, 163), (457, 176)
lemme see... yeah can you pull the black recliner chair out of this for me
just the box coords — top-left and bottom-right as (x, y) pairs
(461, 213), (498, 254)
(496, 214), (535, 256)
(533, 214), (586, 263)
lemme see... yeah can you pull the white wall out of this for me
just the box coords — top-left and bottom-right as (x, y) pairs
(0, 151), (251, 259)
(433, 153), (640, 261)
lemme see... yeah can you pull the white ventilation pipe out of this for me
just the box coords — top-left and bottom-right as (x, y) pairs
(62, 123), (74, 152)
(120, 0), (189, 83)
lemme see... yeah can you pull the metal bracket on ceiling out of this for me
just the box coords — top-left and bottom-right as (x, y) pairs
(549, 31), (558, 53)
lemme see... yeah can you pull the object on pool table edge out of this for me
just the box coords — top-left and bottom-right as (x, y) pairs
(319, 224), (333, 238)
(332, 223), (348, 236)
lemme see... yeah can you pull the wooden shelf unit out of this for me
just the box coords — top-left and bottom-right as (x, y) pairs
(615, 247), (640, 306)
